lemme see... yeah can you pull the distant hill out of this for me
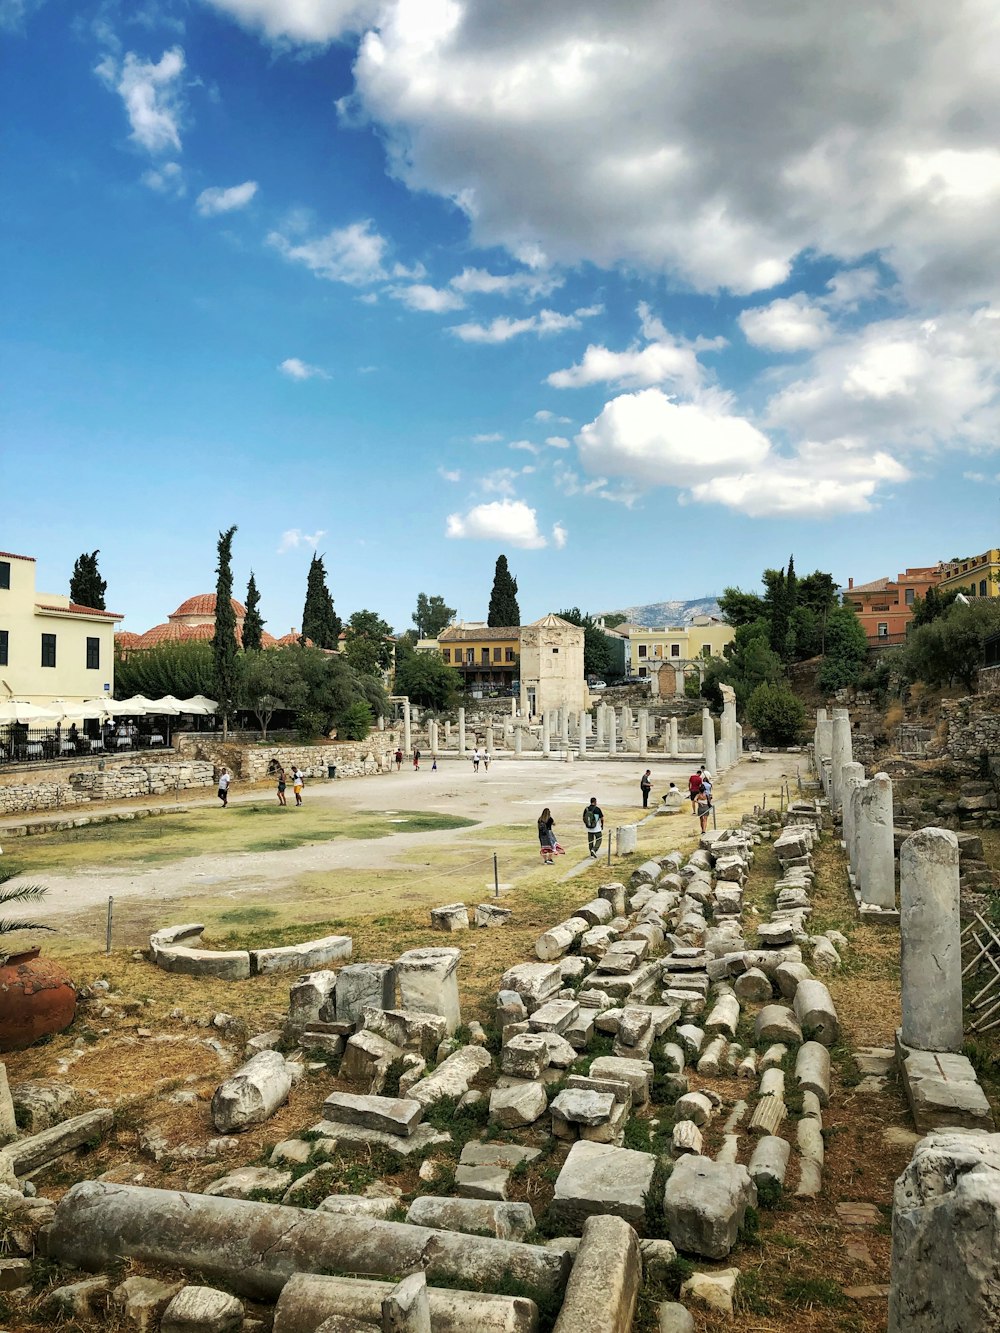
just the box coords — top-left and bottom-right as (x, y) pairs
(600, 597), (722, 628)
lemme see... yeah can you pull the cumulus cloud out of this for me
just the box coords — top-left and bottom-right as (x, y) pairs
(141, 161), (185, 196)
(389, 282), (465, 312)
(738, 294), (832, 352)
(438, 466), (461, 482)
(279, 357), (328, 380)
(451, 306), (600, 343)
(552, 522), (568, 549)
(688, 444), (909, 517)
(545, 436), (571, 449)
(204, 0), (380, 44)
(446, 498), (547, 548)
(196, 180), (258, 216)
(534, 409), (572, 424)
(472, 432), (504, 443)
(548, 303), (713, 391)
(268, 219), (390, 285)
(96, 46), (186, 156)
(277, 527), (326, 553)
(450, 266), (563, 300)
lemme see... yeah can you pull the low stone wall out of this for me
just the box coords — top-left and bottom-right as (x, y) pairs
(935, 696), (1000, 766)
(0, 762), (215, 816)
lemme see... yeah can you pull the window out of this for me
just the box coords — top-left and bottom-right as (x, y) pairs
(481, 648), (489, 663)
(877, 623), (888, 638)
(86, 636), (100, 670)
(638, 644), (647, 657)
(552, 647), (559, 654)
(41, 632), (56, 667)
(442, 649), (451, 663)
(904, 588), (915, 605)
(982, 580), (988, 598)
(0, 561), (9, 590)
(702, 644), (712, 658)
(493, 646), (501, 661)
(638, 667), (646, 677)
(0, 630), (7, 666)
(465, 648), (474, 663)
(505, 648), (514, 662)
(670, 644), (680, 657)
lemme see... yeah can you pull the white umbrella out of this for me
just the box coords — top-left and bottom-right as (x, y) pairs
(0, 700), (64, 723)
(144, 697), (183, 716)
(112, 695), (151, 716)
(49, 699), (114, 720)
(178, 695), (218, 715)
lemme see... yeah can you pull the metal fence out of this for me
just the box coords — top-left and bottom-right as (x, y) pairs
(0, 725), (171, 766)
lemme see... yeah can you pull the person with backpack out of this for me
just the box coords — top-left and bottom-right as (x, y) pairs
(582, 796), (604, 857)
(688, 767), (704, 812)
(640, 769), (653, 808)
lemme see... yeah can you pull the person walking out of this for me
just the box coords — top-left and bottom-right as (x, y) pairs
(472, 747), (481, 773)
(582, 796), (604, 858)
(482, 750), (490, 772)
(640, 769), (653, 808)
(537, 807), (557, 865)
(697, 783), (713, 833)
(276, 766), (287, 806)
(217, 767), (231, 808)
(413, 747), (421, 770)
(292, 767), (305, 806)
(688, 767), (704, 813)
(394, 747), (403, 771)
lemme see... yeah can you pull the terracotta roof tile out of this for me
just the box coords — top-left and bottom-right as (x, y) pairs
(169, 593), (247, 618)
(36, 602), (122, 619)
(438, 626), (519, 641)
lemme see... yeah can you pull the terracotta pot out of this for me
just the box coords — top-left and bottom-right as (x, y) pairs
(0, 948), (77, 1052)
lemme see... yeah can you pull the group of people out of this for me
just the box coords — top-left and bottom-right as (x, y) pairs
(537, 796), (605, 865)
(275, 764), (305, 806)
(688, 765), (714, 830)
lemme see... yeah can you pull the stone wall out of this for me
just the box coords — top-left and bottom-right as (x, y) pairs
(934, 696), (1000, 768)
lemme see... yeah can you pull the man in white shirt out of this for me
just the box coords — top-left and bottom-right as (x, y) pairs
(217, 768), (231, 807)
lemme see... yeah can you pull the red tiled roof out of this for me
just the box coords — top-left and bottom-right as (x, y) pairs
(36, 602), (122, 620)
(438, 626), (519, 641)
(170, 593), (247, 618)
(115, 631), (142, 646)
(276, 630), (313, 646)
(0, 551), (35, 562)
(848, 577), (892, 596)
(135, 621), (277, 649)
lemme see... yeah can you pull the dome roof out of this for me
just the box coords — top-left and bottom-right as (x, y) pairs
(170, 593), (247, 619)
(115, 630), (142, 646)
(135, 622), (278, 649)
(276, 628), (313, 646)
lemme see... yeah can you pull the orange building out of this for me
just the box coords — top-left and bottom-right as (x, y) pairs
(844, 567), (942, 645)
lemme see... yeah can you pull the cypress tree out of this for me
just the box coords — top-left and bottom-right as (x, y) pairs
(69, 550), (107, 609)
(487, 554), (520, 627)
(212, 526), (238, 737)
(301, 553), (340, 648)
(784, 554), (799, 659)
(243, 571), (264, 651)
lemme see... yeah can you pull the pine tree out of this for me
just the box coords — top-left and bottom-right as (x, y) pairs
(487, 555), (520, 627)
(301, 553), (340, 648)
(212, 526), (238, 737)
(783, 555), (798, 659)
(243, 571), (264, 651)
(69, 550), (107, 610)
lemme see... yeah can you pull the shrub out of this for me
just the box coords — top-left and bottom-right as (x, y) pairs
(745, 682), (806, 745)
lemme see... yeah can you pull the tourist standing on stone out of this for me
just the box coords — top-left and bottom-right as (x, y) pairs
(688, 767), (704, 812)
(276, 766), (287, 806)
(583, 796), (604, 857)
(538, 807), (557, 864)
(217, 767), (231, 808)
(394, 747), (403, 770)
(413, 747), (421, 770)
(640, 769), (653, 808)
(292, 767), (305, 806)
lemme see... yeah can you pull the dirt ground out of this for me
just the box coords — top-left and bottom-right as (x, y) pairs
(0, 751), (958, 1333)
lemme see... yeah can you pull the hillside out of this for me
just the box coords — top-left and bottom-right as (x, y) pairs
(600, 596), (722, 627)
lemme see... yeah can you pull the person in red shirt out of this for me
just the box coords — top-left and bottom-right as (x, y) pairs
(688, 768), (704, 812)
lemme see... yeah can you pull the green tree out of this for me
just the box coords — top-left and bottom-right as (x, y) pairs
(242, 571), (265, 651)
(818, 605), (869, 692)
(905, 599), (1000, 691)
(115, 640), (217, 699)
(338, 700), (374, 741)
(910, 584), (967, 627)
(797, 570), (839, 653)
(602, 612), (627, 629)
(237, 646), (306, 738)
(212, 526), (238, 737)
(412, 593), (456, 639)
(762, 566), (790, 658)
(69, 550), (107, 610)
(556, 607), (623, 680)
(301, 553), (341, 648)
(487, 555), (520, 627)
(718, 587), (766, 627)
(703, 618), (783, 710)
(746, 682), (806, 745)
(343, 609), (394, 676)
(394, 650), (461, 710)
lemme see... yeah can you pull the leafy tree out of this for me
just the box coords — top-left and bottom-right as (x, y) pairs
(718, 587), (766, 628)
(487, 555), (520, 627)
(412, 593), (456, 639)
(762, 566), (791, 658)
(796, 570), (839, 653)
(789, 604), (821, 659)
(343, 609), (394, 676)
(394, 650), (461, 710)
(904, 599), (1000, 691)
(602, 612), (627, 629)
(212, 526), (239, 737)
(242, 571), (265, 651)
(115, 640), (217, 698)
(746, 682), (806, 746)
(818, 605), (870, 692)
(338, 700), (374, 741)
(69, 550), (107, 610)
(798, 570), (839, 619)
(556, 607), (622, 680)
(703, 618), (783, 710)
(237, 647), (306, 738)
(910, 584), (967, 627)
(301, 553), (341, 648)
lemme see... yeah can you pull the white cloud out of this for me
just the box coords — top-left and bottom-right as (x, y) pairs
(509, 440), (540, 454)
(552, 522), (568, 549)
(450, 266), (563, 300)
(450, 306), (600, 343)
(446, 498), (548, 548)
(268, 219), (389, 285)
(534, 409), (572, 424)
(738, 294), (832, 352)
(204, 0), (380, 44)
(472, 432), (503, 443)
(689, 444), (909, 517)
(438, 466), (461, 482)
(279, 357), (328, 380)
(96, 46), (186, 156)
(963, 471), (987, 483)
(824, 266), (883, 309)
(548, 303), (711, 391)
(141, 161), (185, 196)
(545, 436), (571, 449)
(196, 180), (258, 216)
(481, 468), (521, 496)
(277, 527), (326, 553)
(389, 282), (465, 312)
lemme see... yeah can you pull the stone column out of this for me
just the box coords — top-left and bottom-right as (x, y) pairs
(674, 666), (686, 696)
(513, 722), (523, 756)
(458, 707), (466, 755)
(561, 709), (569, 751)
(829, 709), (852, 813)
(484, 723), (494, 754)
(395, 947), (462, 1034)
(595, 704), (606, 747)
(638, 710), (648, 758)
(444, 721), (451, 747)
(735, 723), (743, 758)
(428, 720), (438, 756)
(815, 708), (833, 793)
(840, 761), (865, 869)
(701, 709), (717, 773)
(900, 828), (963, 1052)
(855, 772), (895, 909)
(669, 717), (679, 758)
(583, 711), (592, 739)
(622, 705), (633, 733)
(541, 714), (550, 756)
(607, 711), (617, 756)
(511, 697), (517, 718)
(578, 720), (587, 758)
(402, 700), (412, 756)
(719, 684), (737, 770)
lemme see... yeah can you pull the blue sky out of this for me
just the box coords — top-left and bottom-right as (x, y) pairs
(3, 0), (999, 636)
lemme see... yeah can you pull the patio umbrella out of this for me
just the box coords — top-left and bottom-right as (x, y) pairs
(0, 700), (64, 723)
(50, 699), (114, 720)
(112, 695), (151, 716)
(143, 697), (183, 716)
(178, 695), (218, 715)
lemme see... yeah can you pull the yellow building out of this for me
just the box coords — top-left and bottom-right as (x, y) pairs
(437, 622), (519, 689)
(614, 615), (735, 677)
(0, 551), (122, 709)
(937, 549), (1000, 601)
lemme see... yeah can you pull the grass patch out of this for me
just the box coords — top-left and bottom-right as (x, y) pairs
(783, 1275), (850, 1309)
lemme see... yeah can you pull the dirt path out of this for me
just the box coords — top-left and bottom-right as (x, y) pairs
(8, 753), (795, 926)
